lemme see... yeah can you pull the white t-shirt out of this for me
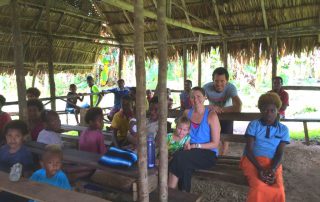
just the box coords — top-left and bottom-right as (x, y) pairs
(37, 129), (62, 146)
(203, 82), (238, 107)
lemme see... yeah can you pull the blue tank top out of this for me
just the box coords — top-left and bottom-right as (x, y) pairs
(188, 108), (218, 155)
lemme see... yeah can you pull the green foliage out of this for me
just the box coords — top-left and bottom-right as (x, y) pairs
(290, 129), (320, 140)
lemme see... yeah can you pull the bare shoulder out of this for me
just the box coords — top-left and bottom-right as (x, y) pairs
(208, 110), (219, 122)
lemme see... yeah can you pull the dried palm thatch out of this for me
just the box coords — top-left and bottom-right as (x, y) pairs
(0, 0), (319, 74)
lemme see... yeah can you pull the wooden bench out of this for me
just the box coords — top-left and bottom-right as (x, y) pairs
(25, 141), (158, 201)
(0, 171), (109, 202)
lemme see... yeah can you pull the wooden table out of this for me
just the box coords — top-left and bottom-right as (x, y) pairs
(0, 171), (109, 202)
(26, 141), (158, 201)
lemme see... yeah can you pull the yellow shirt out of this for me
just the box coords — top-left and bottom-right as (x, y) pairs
(111, 111), (130, 141)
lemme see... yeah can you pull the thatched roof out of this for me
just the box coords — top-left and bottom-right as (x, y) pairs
(0, 0), (319, 73)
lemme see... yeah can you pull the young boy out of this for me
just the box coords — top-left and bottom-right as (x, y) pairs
(167, 116), (190, 158)
(26, 87), (41, 100)
(29, 145), (71, 195)
(37, 110), (62, 146)
(65, 84), (84, 124)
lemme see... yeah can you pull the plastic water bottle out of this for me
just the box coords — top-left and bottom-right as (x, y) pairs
(147, 133), (155, 168)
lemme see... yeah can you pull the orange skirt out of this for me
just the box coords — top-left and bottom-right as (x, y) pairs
(240, 156), (285, 202)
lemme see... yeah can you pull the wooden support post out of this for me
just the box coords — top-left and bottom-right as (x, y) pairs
(10, 0), (27, 121)
(183, 45), (187, 82)
(157, 0), (168, 201)
(134, 0), (149, 201)
(260, 0), (270, 46)
(118, 47), (123, 79)
(46, 0), (56, 110)
(303, 122), (310, 146)
(197, 35), (202, 86)
(166, 0), (171, 18)
(223, 40), (228, 68)
(271, 34), (277, 79)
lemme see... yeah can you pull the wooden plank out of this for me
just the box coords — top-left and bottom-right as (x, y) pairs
(282, 118), (320, 122)
(220, 134), (246, 143)
(150, 188), (202, 202)
(282, 86), (320, 91)
(0, 171), (110, 202)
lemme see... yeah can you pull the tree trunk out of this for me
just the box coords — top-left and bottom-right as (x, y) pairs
(157, 0), (168, 201)
(11, 0), (28, 121)
(134, 0), (149, 201)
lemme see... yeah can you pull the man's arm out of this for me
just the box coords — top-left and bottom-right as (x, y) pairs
(222, 95), (242, 112)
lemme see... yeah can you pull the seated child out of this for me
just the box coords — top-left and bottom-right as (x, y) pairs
(27, 99), (44, 141)
(65, 84), (84, 124)
(0, 120), (33, 174)
(37, 110), (62, 146)
(79, 107), (107, 154)
(167, 116), (190, 159)
(29, 144), (71, 197)
(26, 87), (41, 100)
(111, 95), (133, 147)
(0, 94), (11, 145)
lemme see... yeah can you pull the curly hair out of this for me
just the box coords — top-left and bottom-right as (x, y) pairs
(3, 120), (29, 136)
(85, 107), (103, 124)
(26, 87), (41, 98)
(258, 92), (282, 110)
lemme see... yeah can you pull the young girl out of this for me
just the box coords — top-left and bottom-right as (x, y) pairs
(79, 107), (107, 154)
(167, 116), (191, 159)
(29, 144), (71, 202)
(37, 110), (62, 146)
(27, 99), (44, 141)
(65, 84), (83, 124)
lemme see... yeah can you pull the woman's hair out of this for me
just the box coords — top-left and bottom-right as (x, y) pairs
(258, 92), (282, 110)
(26, 87), (41, 98)
(42, 144), (63, 161)
(40, 110), (59, 123)
(3, 120), (29, 136)
(27, 99), (44, 111)
(69, 84), (76, 89)
(191, 87), (205, 96)
(177, 116), (190, 127)
(85, 107), (103, 124)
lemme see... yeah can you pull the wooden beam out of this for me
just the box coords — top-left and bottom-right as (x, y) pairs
(222, 40), (228, 68)
(282, 86), (320, 91)
(183, 45), (187, 81)
(212, 0), (223, 34)
(118, 47), (123, 79)
(0, 61), (95, 67)
(260, 0), (270, 46)
(46, 0), (56, 111)
(197, 35), (202, 86)
(180, 0), (195, 36)
(101, 0), (219, 35)
(31, 62), (38, 87)
(10, 0), (28, 121)
(166, 0), (172, 18)
(134, 0), (149, 201)
(271, 33), (277, 80)
(157, 0), (169, 200)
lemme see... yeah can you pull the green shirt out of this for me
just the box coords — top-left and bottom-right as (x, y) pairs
(166, 133), (190, 157)
(91, 85), (100, 106)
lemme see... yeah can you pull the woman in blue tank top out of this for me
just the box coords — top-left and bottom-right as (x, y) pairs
(168, 87), (221, 192)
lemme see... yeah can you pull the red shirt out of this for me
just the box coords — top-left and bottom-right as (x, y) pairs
(270, 88), (289, 116)
(0, 112), (11, 131)
(79, 129), (107, 155)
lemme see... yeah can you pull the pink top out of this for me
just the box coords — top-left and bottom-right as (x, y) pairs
(79, 129), (107, 155)
(0, 112), (11, 131)
(30, 122), (44, 141)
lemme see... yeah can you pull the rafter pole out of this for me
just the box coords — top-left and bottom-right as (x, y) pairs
(56, 12), (64, 32)
(123, 10), (134, 30)
(11, 0), (28, 121)
(271, 33), (278, 80)
(101, 0), (219, 35)
(183, 45), (187, 81)
(261, 0), (270, 46)
(166, 0), (171, 18)
(118, 47), (123, 79)
(223, 40), (228, 68)
(212, 0), (223, 34)
(92, 0), (115, 38)
(180, 0), (194, 36)
(197, 34), (202, 86)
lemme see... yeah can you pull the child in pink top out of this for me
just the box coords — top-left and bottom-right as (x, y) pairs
(79, 107), (107, 154)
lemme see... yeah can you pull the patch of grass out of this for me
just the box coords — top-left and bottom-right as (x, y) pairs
(290, 129), (320, 140)
(63, 131), (79, 136)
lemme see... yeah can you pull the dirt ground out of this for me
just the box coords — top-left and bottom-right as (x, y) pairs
(191, 141), (320, 202)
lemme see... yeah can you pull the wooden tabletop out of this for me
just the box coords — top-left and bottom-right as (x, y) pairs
(0, 171), (110, 202)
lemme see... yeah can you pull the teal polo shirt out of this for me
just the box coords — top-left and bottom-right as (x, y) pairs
(244, 119), (290, 159)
